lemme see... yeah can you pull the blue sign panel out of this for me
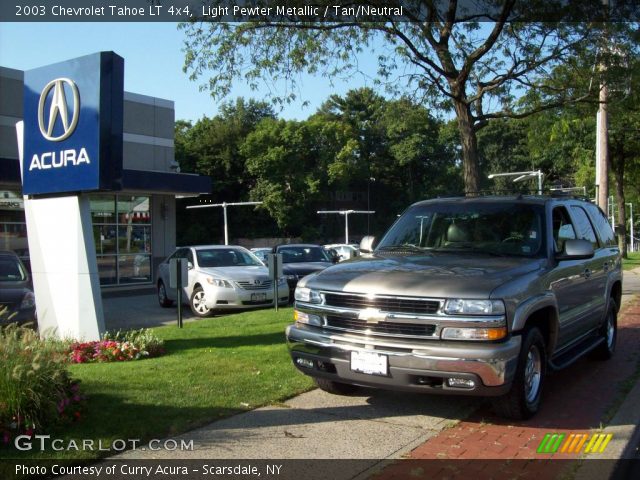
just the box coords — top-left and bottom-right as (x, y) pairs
(22, 52), (123, 195)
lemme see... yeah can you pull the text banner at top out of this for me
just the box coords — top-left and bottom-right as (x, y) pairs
(2, 0), (639, 23)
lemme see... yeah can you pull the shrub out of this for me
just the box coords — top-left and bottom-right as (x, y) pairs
(0, 323), (84, 442)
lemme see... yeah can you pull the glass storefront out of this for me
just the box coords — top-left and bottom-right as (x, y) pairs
(0, 191), (153, 286)
(91, 195), (152, 285)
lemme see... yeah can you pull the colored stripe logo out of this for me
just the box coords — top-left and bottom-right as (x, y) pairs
(537, 433), (613, 454)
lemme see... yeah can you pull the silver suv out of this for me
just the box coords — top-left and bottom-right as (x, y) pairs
(286, 196), (622, 419)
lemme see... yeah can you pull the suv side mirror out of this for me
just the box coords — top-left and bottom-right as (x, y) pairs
(557, 239), (594, 261)
(187, 261), (194, 270)
(360, 235), (376, 253)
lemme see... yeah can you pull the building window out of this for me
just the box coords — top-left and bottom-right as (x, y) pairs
(91, 195), (152, 286)
(0, 191), (29, 269)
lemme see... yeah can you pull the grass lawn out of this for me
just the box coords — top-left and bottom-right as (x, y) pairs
(623, 252), (640, 271)
(1, 307), (313, 460)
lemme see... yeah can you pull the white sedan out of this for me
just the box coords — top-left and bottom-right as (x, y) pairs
(156, 245), (289, 317)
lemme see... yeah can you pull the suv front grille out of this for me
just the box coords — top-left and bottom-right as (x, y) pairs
(236, 280), (273, 290)
(326, 315), (436, 337)
(323, 293), (440, 314)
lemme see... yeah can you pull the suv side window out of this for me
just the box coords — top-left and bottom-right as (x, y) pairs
(552, 207), (576, 253)
(584, 203), (617, 247)
(570, 206), (598, 248)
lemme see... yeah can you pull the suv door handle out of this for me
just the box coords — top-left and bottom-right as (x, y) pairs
(603, 262), (610, 272)
(583, 268), (592, 278)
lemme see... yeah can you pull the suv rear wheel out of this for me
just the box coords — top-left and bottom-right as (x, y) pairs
(492, 327), (546, 420)
(314, 378), (359, 395)
(590, 299), (617, 360)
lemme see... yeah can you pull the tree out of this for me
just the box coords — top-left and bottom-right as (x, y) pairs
(182, 1), (609, 194)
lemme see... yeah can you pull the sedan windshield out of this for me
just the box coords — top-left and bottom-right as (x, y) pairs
(377, 202), (545, 257)
(196, 249), (262, 268)
(0, 257), (27, 282)
(278, 246), (331, 263)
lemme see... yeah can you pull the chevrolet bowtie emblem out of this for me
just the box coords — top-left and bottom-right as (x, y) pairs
(358, 308), (387, 324)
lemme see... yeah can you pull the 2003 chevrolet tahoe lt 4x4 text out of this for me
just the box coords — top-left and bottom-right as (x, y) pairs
(286, 196), (622, 419)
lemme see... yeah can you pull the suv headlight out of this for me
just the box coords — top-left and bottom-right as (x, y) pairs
(441, 326), (507, 341)
(206, 277), (233, 288)
(444, 299), (505, 315)
(294, 287), (322, 304)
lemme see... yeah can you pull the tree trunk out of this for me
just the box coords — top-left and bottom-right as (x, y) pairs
(612, 153), (627, 259)
(453, 100), (480, 196)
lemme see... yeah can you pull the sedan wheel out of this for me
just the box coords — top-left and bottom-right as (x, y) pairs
(190, 287), (213, 317)
(157, 281), (173, 307)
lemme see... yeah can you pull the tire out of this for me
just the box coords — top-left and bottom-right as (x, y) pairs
(492, 327), (546, 420)
(590, 299), (617, 361)
(314, 377), (359, 395)
(190, 286), (213, 317)
(157, 281), (173, 308)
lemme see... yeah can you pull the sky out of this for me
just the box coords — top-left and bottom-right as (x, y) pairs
(0, 22), (378, 122)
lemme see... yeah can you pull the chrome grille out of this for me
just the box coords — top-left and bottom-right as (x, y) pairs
(326, 315), (436, 337)
(323, 293), (441, 314)
(236, 280), (273, 290)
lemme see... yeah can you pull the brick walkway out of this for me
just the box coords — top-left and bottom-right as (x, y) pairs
(374, 299), (640, 479)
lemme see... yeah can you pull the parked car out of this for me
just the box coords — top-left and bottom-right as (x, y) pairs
(287, 195), (622, 420)
(273, 244), (336, 297)
(324, 243), (360, 262)
(0, 251), (36, 328)
(250, 247), (272, 264)
(156, 245), (289, 317)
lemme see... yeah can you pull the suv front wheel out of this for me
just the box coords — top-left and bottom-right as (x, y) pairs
(492, 327), (546, 420)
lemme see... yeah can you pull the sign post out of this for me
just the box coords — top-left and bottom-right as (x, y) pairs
(267, 253), (283, 311)
(169, 258), (188, 328)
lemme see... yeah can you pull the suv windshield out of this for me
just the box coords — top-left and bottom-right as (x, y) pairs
(377, 202), (545, 257)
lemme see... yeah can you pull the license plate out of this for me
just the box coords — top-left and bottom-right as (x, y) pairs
(350, 351), (388, 376)
(251, 293), (267, 301)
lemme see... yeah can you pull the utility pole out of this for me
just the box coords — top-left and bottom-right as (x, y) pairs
(596, 0), (610, 211)
(186, 201), (263, 245)
(627, 203), (634, 253)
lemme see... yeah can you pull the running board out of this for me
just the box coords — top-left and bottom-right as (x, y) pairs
(549, 335), (605, 371)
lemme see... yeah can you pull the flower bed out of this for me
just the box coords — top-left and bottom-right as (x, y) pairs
(67, 329), (165, 364)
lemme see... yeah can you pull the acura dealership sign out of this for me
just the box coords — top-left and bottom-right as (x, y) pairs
(23, 52), (124, 195)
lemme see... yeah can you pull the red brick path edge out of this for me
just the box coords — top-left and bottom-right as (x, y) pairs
(373, 299), (640, 480)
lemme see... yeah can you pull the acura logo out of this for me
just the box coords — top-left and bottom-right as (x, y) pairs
(38, 78), (80, 142)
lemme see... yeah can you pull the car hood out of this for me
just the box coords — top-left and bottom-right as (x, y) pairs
(197, 266), (271, 282)
(300, 253), (545, 298)
(282, 262), (333, 276)
(0, 284), (31, 306)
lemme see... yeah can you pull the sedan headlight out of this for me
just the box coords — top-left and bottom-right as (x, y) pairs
(206, 277), (233, 288)
(294, 287), (322, 304)
(20, 291), (36, 309)
(444, 299), (505, 315)
(277, 276), (287, 286)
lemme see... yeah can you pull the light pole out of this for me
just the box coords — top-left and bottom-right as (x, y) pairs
(487, 170), (544, 195)
(317, 210), (375, 244)
(186, 201), (263, 245)
(627, 203), (634, 253)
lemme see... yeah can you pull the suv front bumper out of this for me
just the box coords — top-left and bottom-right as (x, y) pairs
(286, 323), (521, 396)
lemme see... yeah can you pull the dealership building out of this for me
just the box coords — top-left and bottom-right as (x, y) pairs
(0, 63), (210, 291)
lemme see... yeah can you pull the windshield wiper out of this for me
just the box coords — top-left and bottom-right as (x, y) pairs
(377, 244), (427, 253)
